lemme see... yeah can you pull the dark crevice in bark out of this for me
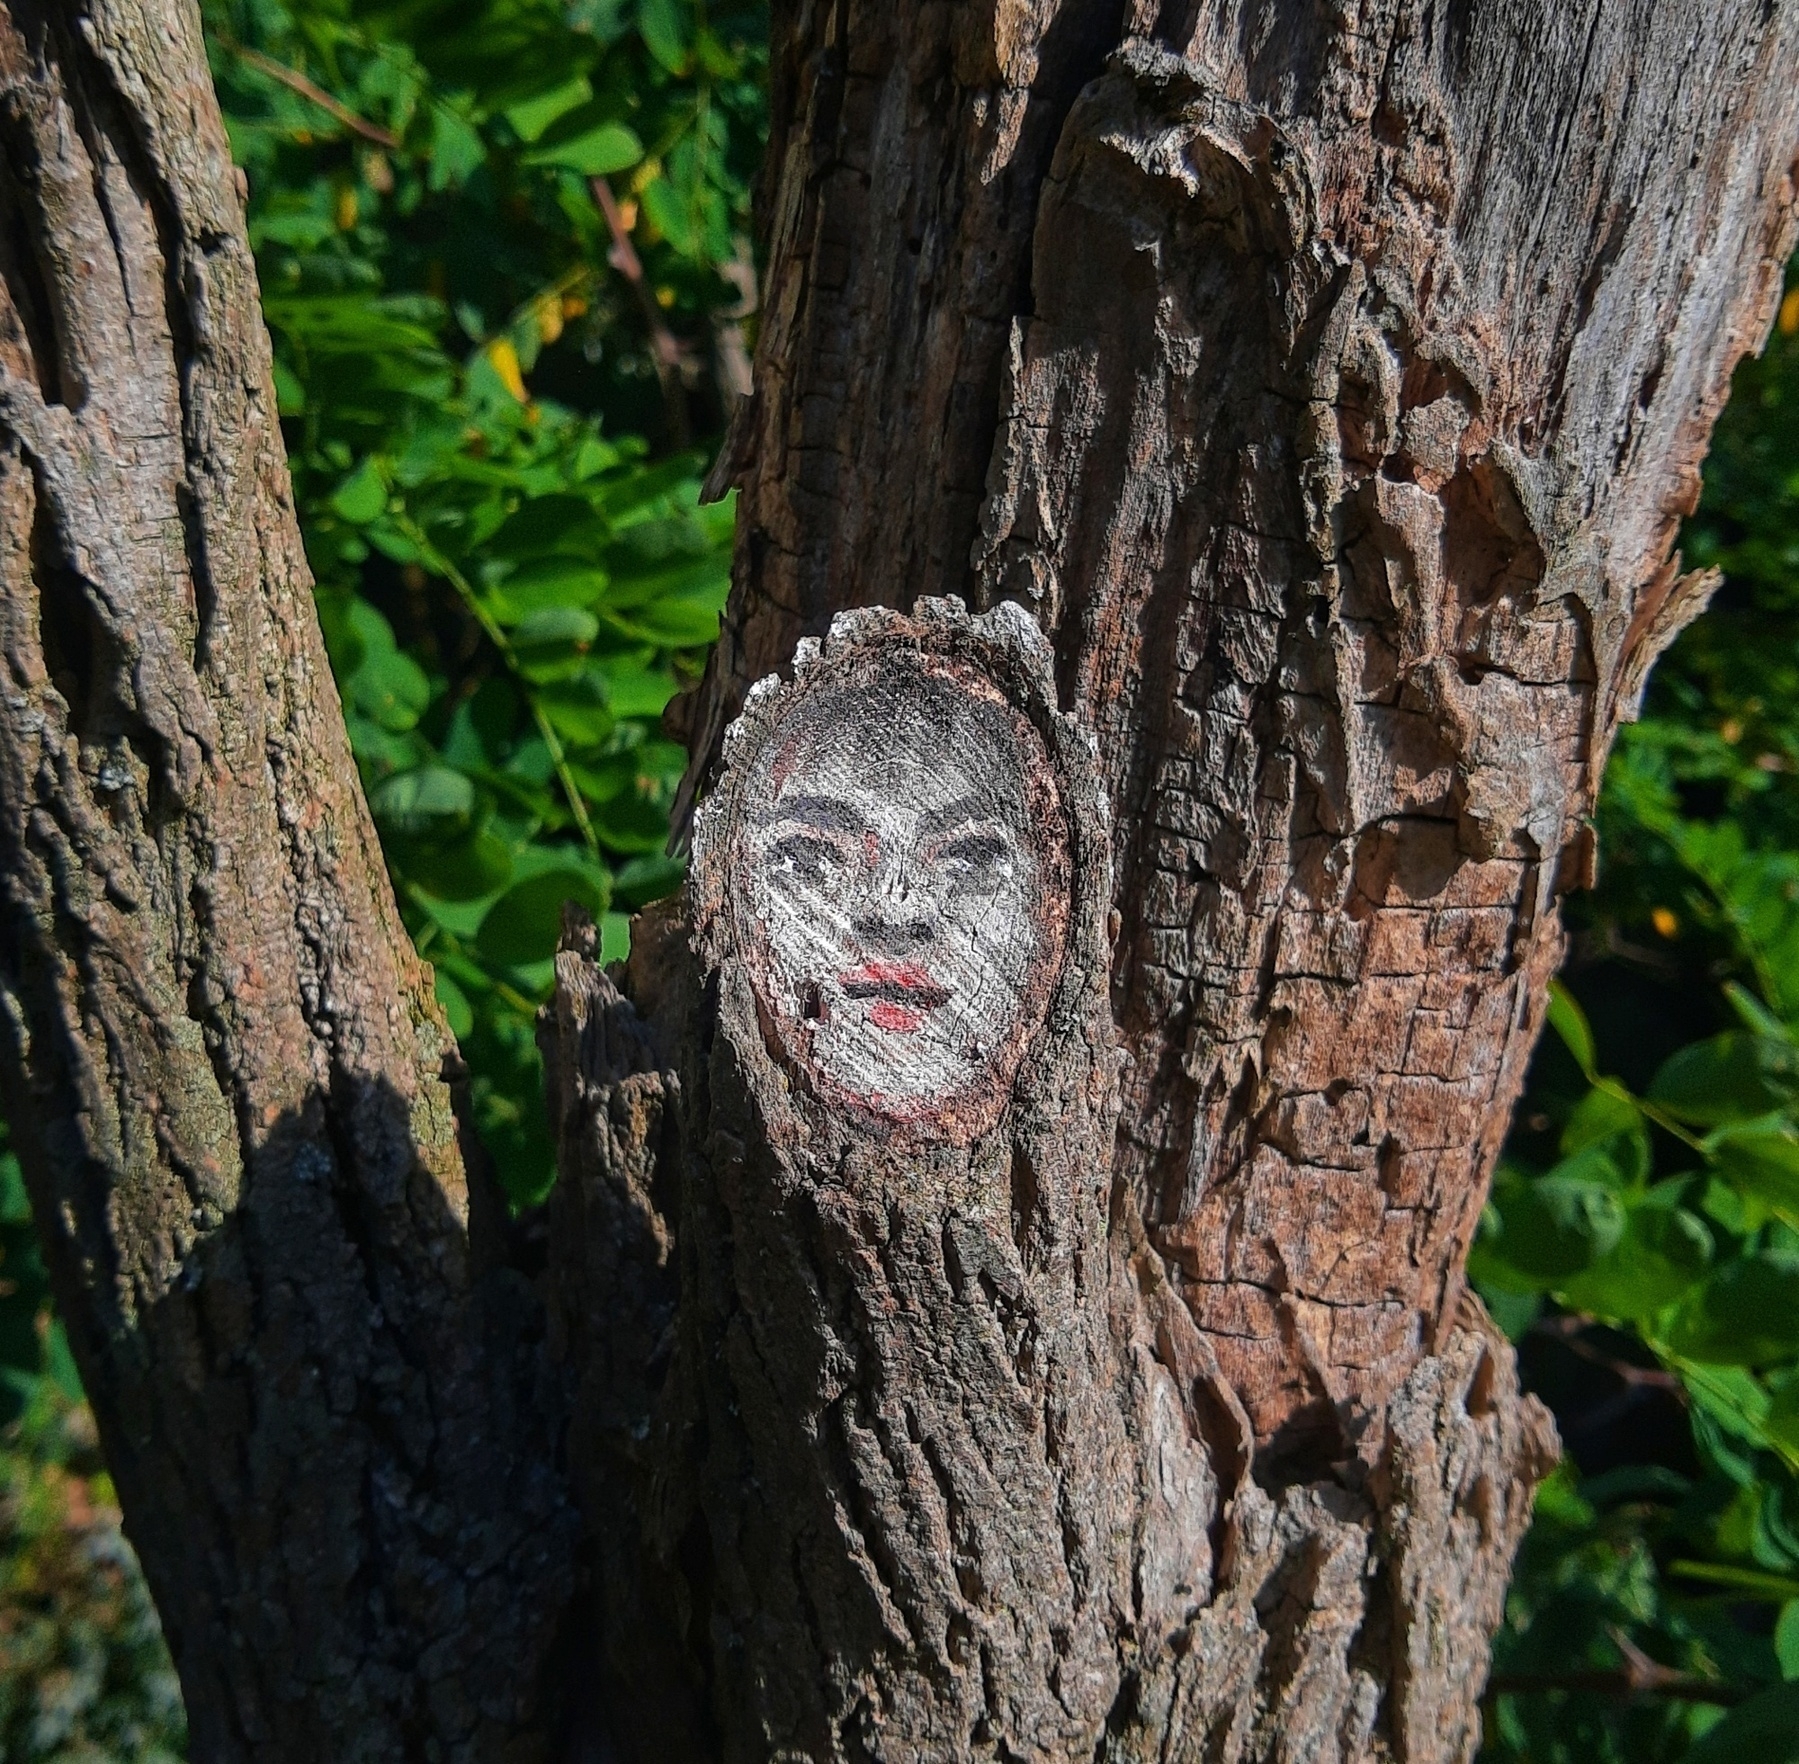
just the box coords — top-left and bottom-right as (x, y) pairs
(0, 183), (64, 406)
(29, 497), (93, 734)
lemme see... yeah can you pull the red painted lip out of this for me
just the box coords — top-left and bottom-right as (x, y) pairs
(840, 962), (951, 1002)
(868, 1000), (924, 1034)
(840, 962), (951, 1014)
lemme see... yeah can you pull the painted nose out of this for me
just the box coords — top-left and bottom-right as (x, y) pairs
(851, 857), (934, 945)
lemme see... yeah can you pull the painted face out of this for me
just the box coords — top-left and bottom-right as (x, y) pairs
(739, 667), (1065, 1124)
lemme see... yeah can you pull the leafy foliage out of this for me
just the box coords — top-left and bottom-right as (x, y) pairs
(211, 0), (764, 1200)
(1479, 276), (1799, 1761)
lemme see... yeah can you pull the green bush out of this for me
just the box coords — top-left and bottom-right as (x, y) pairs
(212, 0), (766, 1203)
(0, 1376), (183, 1764)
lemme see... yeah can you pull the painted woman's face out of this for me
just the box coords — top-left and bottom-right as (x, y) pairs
(740, 673), (1063, 1122)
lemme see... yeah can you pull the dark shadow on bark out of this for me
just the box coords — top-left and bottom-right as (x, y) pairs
(0, 1064), (584, 1764)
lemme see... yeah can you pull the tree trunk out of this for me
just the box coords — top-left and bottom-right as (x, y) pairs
(617, 0), (1795, 1755)
(0, 6), (575, 1759)
(0, 2), (1792, 1763)
(547, 600), (1556, 1760)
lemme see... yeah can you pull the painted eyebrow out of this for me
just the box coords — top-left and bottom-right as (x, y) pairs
(761, 793), (865, 833)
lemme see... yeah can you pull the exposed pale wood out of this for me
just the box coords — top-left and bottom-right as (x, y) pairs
(0, 5), (574, 1758)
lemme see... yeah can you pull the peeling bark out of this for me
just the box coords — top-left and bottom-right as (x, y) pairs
(682, 0), (1799, 1462)
(621, 0), (1793, 1755)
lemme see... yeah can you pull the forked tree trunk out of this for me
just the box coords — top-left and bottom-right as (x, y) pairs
(0, 1), (1793, 1762)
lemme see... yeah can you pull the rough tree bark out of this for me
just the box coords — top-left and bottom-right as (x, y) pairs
(0, 1), (1790, 1763)
(596, 0), (1799, 1754)
(0, 6), (575, 1760)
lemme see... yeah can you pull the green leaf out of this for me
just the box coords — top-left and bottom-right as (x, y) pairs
(504, 77), (592, 143)
(490, 562), (611, 620)
(1778, 1600), (1799, 1679)
(639, 174), (696, 257)
(523, 118), (642, 177)
(614, 853), (684, 909)
(1480, 1284), (1542, 1340)
(352, 648), (432, 734)
(603, 593), (723, 648)
(535, 676), (615, 747)
(371, 765), (475, 835)
(599, 661), (678, 719)
(1684, 1682), (1799, 1763)
(591, 784), (677, 854)
(434, 968), (475, 1041)
(1651, 1031), (1793, 1126)
(1481, 1172), (1627, 1285)
(1669, 1252), (1799, 1365)
(273, 358), (306, 416)
(0, 1147), (28, 1226)
(638, 0), (689, 72)
(1679, 1360), (1777, 1485)
(43, 1317), (81, 1403)
(514, 606), (601, 649)
(1769, 1376), (1799, 1457)
(600, 552), (728, 612)
(406, 831), (515, 902)
(1560, 1185), (1713, 1321)
(1545, 979), (1598, 1080)
(429, 105), (487, 191)
(1728, 980), (1795, 1040)
(488, 493), (608, 562)
(476, 865), (611, 967)
(331, 458), (389, 524)
(1708, 1116), (1799, 1218)
(1561, 1083), (1646, 1161)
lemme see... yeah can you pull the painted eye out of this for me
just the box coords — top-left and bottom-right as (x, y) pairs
(936, 831), (1010, 875)
(769, 831), (847, 885)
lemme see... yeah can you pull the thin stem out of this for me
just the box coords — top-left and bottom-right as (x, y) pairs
(590, 176), (690, 446)
(217, 35), (402, 149)
(1486, 1670), (1741, 1706)
(1668, 1558), (1799, 1600)
(389, 512), (603, 860)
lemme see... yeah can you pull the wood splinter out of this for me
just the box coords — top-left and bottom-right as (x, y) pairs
(544, 597), (1555, 1763)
